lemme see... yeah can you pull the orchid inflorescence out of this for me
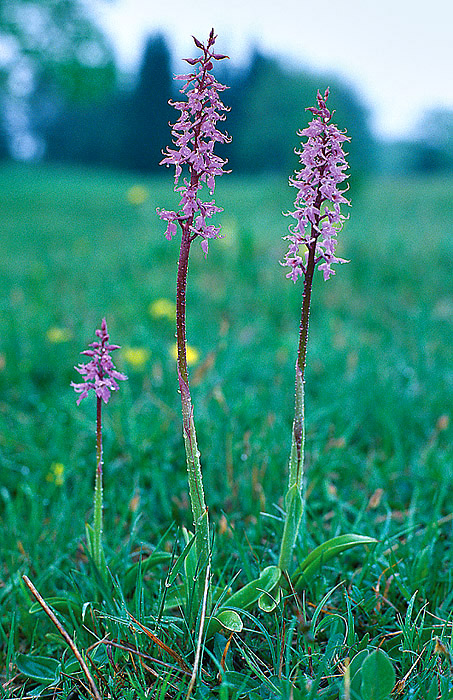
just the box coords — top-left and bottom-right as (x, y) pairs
(71, 318), (127, 405)
(283, 88), (351, 282)
(71, 319), (127, 576)
(157, 29), (230, 255)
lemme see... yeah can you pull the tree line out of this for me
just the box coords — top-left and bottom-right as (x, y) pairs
(1, 19), (452, 176)
(29, 34), (373, 177)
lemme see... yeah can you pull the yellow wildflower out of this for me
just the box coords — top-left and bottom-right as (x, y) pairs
(46, 462), (65, 486)
(218, 216), (238, 247)
(122, 346), (150, 369)
(170, 342), (200, 366)
(46, 327), (73, 343)
(127, 185), (148, 205)
(149, 298), (176, 321)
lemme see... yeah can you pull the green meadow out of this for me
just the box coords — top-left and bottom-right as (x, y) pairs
(0, 163), (452, 697)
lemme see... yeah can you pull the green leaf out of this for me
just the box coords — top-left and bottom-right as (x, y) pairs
(182, 527), (200, 623)
(167, 529), (196, 587)
(360, 649), (396, 700)
(218, 566), (281, 611)
(209, 609), (243, 634)
(162, 583), (186, 610)
(220, 671), (261, 694)
(278, 484), (304, 571)
(29, 597), (81, 618)
(258, 585), (281, 612)
(427, 677), (438, 700)
(206, 566), (281, 637)
(85, 522), (95, 560)
(349, 649), (370, 697)
(292, 534), (376, 590)
(15, 654), (60, 682)
(123, 551), (172, 590)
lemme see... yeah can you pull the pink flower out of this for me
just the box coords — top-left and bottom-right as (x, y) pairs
(157, 29), (230, 255)
(282, 89), (350, 282)
(71, 319), (127, 405)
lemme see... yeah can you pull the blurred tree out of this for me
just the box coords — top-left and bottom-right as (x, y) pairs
(38, 90), (129, 167)
(227, 51), (315, 174)
(40, 33), (174, 172)
(124, 33), (174, 172)
(0, 0), (116, 159)
(413, 108), (453, 173)
(35, 32), (379, 179)
(375, 140), (421, 175)
(0, 0), (116, 99)
(226, 50), (376, 177)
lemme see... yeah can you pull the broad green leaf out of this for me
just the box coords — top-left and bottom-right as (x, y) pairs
(84, 523), (107, 579)
(206, 566), (281, 637)
(85, 522), (95, 560)
(15, 654), (60, 682)
(349, 649), (370, 697)
(258, 585), (282, 612)
(360, 649), (396, 700)
(60, 659), (81, 675)
(218, 566), (281, 611)
(220, 670), (261, 694)
(292, 534), (376, 590)
(208, 609), (243, 636)
(182, 526), (200, 624)
(163, 583), (186, 610)
(349, 649), (369, 677)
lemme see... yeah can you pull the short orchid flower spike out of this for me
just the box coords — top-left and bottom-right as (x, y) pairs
(71, 318), (127, 405)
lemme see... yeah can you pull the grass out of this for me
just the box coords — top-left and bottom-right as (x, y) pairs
(0, 162), (452, 698)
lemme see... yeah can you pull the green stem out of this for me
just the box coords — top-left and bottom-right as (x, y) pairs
(176, 226), (210, 612)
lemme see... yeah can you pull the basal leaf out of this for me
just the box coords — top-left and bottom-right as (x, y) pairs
(360, 649), (396, 700)
(218, 566), (281, 611)
(15, 654), (60, 682)
(29, 597), (81, 618)
(209, 609), (243, 634)
(292, 534), (376, 590)
(258, 585), (282, 612)
(206, 566), (281, 637)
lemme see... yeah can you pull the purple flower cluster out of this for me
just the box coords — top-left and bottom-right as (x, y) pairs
(283, 89), (350, 282)
(71, 319), (127, 405)
(157, 29), (230, 255)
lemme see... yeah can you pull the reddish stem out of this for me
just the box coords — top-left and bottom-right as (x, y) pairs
(176, 229), (192, 387)
(96, 396), (103, 475)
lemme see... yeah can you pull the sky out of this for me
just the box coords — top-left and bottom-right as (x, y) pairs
(87, 0), (453, 140)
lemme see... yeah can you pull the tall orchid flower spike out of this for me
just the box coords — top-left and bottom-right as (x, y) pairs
(71, 319), (127, 575)
(283, 88), (350, 285)
(157, 28), (230, 257)
(157, 30), (230, 621)
(279, 90), (351, 571)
